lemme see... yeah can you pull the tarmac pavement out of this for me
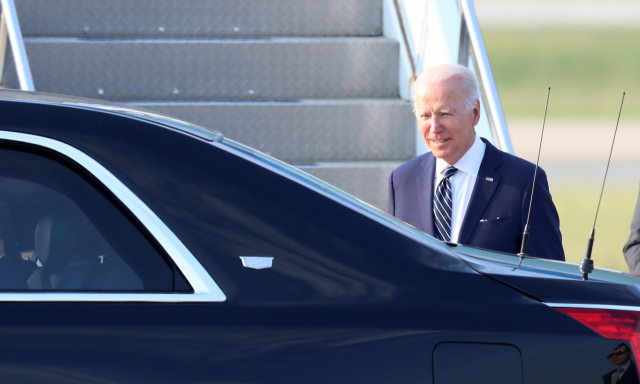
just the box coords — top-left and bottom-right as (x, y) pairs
(475, 0), (640, 29)
(508, 118), (640, 187)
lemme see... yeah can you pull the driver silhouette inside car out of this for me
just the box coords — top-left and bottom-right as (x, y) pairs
(0, 200), (37, 289)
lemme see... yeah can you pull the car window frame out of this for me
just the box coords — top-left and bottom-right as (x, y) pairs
(0, 131), (226, 303)
(217, 139), (459, 252)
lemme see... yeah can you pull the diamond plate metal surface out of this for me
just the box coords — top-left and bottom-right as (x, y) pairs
(134, 99), (415, 162)
(4, 38), (399, 100)
(15, 0), (382, 38)
(6, 0), (408, 213)
(298, 162), (402, 211)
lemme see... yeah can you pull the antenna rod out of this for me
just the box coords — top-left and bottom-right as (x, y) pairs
(518, 87), (551, 266)
(581, 92), (626, 281)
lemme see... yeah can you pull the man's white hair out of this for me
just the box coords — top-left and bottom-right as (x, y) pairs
(413, 64), (480, 112)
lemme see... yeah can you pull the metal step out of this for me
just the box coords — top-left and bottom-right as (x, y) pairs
(297, 162), (402, 211)
(15, 0), (383, 38)
(5, 37), (399, 100)
(133, 99), (415, 163)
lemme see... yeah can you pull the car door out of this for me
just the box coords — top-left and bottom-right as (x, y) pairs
(0, 132), (238, 383)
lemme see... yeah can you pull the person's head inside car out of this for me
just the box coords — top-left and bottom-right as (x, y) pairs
(0, 199), (11, 257)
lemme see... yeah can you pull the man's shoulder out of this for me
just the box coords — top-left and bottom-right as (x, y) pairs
(603, 368), (614, 381)
(392, 152), (433, 178)
(485, 141), (544, 177)
(0, 251), (26, 265)
(501, 150), (537, 171)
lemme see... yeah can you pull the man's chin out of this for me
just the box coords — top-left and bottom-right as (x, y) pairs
(429, 149), (449, 160)
(428, 140), (451, 153)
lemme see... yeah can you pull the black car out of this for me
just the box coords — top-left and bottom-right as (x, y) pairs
(0, 90), (637, 384)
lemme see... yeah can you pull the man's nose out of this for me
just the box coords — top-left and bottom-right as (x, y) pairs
(429, 116), (443, 133)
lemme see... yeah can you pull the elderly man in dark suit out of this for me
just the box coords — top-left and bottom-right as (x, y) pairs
(388, 64), (564, 261)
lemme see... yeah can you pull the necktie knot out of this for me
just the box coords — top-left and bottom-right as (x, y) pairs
(444, 166), (458, 179)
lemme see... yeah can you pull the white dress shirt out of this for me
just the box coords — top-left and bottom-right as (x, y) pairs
(434, 134), (486, 243)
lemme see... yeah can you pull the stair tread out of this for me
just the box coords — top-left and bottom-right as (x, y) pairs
(17, 0), (383, 38)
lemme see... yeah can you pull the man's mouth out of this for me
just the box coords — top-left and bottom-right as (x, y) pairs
(432, 139), (449, 144)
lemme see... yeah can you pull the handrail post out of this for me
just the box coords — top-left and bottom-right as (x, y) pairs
(458, 0), (513, 154)
(457, 17), (469, 66)
(0, 13), (7, 86)
(0, 0), (34, 91)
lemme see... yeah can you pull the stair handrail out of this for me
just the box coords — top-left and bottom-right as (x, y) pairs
(0, 0), (34, 91)
(392, 0), (417, 89)
(458, 0), (513, 153)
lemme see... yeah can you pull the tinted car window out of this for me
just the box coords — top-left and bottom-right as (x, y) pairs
(74, 121), (464, 304)
(0, 148), (175, 291)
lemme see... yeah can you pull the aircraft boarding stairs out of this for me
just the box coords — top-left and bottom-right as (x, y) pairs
(3, 0), (415, 211)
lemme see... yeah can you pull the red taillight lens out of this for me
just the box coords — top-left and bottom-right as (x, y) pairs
(557, 307), (640, 379)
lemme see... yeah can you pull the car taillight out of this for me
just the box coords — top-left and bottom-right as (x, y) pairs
(557, 307), (640, 380)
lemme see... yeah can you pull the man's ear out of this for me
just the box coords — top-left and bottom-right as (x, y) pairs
(472, 99), (481, 126)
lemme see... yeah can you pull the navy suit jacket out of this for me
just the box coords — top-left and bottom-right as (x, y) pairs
(388, 138), (564, 261)
(603, 362), (639, 384)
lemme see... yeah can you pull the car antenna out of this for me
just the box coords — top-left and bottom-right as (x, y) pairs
(581, 92), (626, 281)
(517, 87), (551, 267)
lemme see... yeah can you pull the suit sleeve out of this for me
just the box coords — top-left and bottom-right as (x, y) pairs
(522, 169), (565, 261)
(388, 171), (395, 215)
(623, 185), (640, 275)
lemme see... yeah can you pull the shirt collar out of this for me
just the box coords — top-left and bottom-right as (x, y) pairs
(435, 133), (486, 176)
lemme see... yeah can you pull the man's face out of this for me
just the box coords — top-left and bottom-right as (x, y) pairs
(608, 345), (631, 366)
(415, 77), (480, 165)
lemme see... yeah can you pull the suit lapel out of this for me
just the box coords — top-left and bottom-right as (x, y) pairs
(457, 141), (502, 244)
(416, 154), (436, 236)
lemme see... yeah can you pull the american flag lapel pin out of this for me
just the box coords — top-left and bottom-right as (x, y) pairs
(486, 177), (494, 182)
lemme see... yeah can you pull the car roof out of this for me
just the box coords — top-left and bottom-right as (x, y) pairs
(0, 89), (223, 143)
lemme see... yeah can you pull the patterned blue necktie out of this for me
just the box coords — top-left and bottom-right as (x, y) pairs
(434, 166), (458, 241)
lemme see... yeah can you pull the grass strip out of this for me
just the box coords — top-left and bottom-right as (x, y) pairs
(484, 29), (640, 117)
(553, 185), (637, 272)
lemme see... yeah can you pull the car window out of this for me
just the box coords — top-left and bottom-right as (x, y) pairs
(0, 148), (177, 291)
